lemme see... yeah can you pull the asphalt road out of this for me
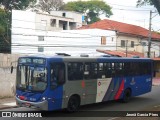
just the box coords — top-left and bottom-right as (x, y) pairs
(1, 86), (160, 120)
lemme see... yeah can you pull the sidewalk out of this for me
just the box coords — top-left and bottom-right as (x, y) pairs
(0, 97), (17, 110)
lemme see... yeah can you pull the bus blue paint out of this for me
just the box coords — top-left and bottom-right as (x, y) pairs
(15, 55), (153, 111)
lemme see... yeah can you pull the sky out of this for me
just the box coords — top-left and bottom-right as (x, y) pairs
(64, 0), (160, 31)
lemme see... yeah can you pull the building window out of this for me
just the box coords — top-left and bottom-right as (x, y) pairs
(101, 36), (106, 45)
(63, 24), (67, 30)
(38, 36), (44, 41)
(141, 42), (146, 46)
(111, 37), (114, 42)
(62, 13), (66, 17)
(50, 19), (56, 27)
(121, 40), (125, 47)
(38, 46), (44, 52)
(131, 41), (134, 48)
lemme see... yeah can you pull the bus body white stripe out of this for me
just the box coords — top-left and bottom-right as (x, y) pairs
(96, 78), (112, 103)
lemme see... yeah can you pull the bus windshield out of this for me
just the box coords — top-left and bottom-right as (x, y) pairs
(16, 65), (47, 92)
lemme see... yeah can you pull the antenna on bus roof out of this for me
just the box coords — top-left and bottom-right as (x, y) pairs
(56, 53), (71, 56)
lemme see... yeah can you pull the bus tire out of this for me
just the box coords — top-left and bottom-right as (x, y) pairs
(122, 88), (131, 103)
(67, 95), (80, 112)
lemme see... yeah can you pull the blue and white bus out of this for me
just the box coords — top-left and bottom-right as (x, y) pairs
(14, 55), (153, 111)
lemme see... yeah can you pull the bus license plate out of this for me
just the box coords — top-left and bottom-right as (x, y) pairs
(25, 103), (31, 107)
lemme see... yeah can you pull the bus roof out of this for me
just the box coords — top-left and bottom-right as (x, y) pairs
(19, 55), (153, 63)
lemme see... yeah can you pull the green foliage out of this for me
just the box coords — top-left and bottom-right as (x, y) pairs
(151, 0), (160, 15)
(136, 0), (152, 7)
(34, 0), (64, 13)
(63, 0), (112, 24)
(0, 25), (5, 34)
(0, 8), (11, 52)
(0, 0), (37, 11)
(137, 0), (160, 15)
(0, 9), (8, 34)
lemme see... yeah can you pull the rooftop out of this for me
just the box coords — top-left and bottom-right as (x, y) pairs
(80, 19), (160, 40)
(97, 49), (160, 61)
(97, 49), (144, 58)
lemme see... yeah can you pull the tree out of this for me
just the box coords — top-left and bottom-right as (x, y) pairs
(0, 0), (36, 11)
(151, 0), (160, 14)
(33, 0), (64, 13)
(136, 0), (152, 6)
(0, 8), (11, 52)
(0, 0), (36, 53)
(137, 0), (160, 14)
(63, 0), (113, 24)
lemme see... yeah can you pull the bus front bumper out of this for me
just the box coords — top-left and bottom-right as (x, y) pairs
(16, 97), (48, 110)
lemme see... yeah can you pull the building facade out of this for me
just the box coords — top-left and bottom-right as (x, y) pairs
(12, 10), (83, 32)
(12, 11), (160, 57)
(80, 19), (160, 57)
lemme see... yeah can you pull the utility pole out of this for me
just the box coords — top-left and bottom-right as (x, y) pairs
(147, 10), (158, 58)
(148, 10), (152, 58)
(126, 40), (128, 57)
(159, 45), (160, 57)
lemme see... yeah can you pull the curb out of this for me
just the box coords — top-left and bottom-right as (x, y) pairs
(0, 105), (18, 110)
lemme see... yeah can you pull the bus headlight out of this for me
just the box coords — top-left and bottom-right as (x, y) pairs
(42, 97), (47, 101)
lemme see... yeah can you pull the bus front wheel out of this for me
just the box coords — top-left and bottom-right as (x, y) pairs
(122, 88), (131, 103)
(67, 95), (80, 112)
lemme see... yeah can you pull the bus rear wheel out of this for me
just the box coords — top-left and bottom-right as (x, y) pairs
(122, 88), (131, 103)
(67, 96), (80, 112)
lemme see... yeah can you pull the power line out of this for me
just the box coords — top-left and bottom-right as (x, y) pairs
(112, 7), (150, 12)
(107, 2), (154, 10)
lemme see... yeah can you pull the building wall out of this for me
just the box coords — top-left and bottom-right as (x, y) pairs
(12, 10), (82, 33)
(12, 10), (36, 35)
(141, 39), (160, 57)
(116, 35), (143, 53)
(0, 53), (22, 97)
(50, 11), (83, 24)
(11, 28), (116, 55)
(35, 13), (74, 31)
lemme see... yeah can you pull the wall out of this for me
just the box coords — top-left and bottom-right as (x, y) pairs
(142, 40), (160, 57)
(116, 35), (143, 53)
(35, 13), (74, 31)
(12, 29), (116, 55)
(50, 11), (83, 24)
(0, 54), (22, 97)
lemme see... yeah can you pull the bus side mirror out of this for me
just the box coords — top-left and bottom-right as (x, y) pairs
(11, 66), (14, 74)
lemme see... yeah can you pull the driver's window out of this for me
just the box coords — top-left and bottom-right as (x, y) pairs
(50, 63), (65, 89)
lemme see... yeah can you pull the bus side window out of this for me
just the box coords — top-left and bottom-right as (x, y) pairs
(124, 62), (130, 76)
(68, 63), (83, 81)
(84, 63), (98, 80)
(114, 63), (122, 77)
(105, 63), (112, 78)
(98, 63), (104, 78)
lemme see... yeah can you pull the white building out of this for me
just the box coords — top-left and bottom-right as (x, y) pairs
(80, 19), (160, 57)
(12, 10), (160, 57)
(11, 28), (116, 55)
(12, 10), (83, 32)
